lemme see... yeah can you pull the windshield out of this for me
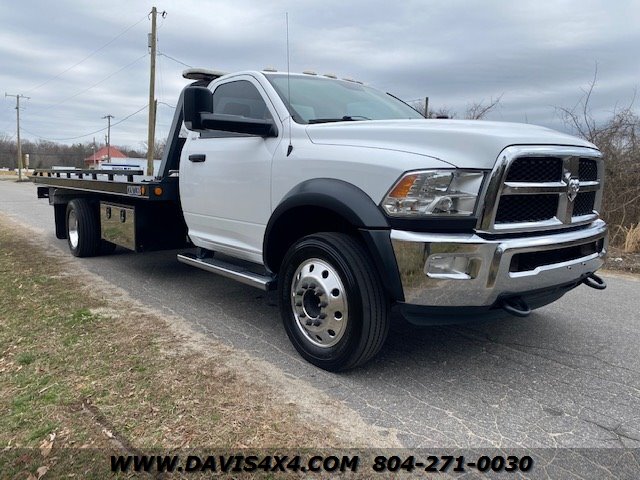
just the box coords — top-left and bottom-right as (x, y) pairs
(265, 74), (424, 124)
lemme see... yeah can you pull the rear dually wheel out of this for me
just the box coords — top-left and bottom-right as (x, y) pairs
(66, 199), (101, 257)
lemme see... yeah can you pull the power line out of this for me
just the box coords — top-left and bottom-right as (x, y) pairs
(33, 52), (148, 114)
(158, 51), (192, 68)
(25, 14), (148, 94)
(0, 102), (16, 132)
(22, 103), (148, 142)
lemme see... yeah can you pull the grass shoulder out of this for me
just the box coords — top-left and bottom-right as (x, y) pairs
(0, 215), (337, 478)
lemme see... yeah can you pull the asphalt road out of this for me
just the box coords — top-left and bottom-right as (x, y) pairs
(2, 179), (639, 452)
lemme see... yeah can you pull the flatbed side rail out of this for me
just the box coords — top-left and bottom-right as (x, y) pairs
(32, 168), (144, 182)
(31, 168), (179, 202)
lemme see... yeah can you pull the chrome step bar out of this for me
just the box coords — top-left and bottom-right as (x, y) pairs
(177, 253), (275, 290)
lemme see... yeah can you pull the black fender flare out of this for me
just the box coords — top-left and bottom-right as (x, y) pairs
(264, 178), (404, 302)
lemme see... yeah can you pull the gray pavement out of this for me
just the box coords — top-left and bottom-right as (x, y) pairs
(1, 179), (639, 450)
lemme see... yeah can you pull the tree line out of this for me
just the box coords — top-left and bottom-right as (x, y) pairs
(0, 136), (165, 170)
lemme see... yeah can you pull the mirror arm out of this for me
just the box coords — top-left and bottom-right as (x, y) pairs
(200, 113), (278, 137)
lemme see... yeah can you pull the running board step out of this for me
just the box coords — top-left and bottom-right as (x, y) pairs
(177, 253), (276, 291)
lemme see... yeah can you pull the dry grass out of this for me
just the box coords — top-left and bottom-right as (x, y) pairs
(0, 215), (338, 478)
(622, 223), (640, 253)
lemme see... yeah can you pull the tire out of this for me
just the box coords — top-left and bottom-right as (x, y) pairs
(66, 199), (101, 257)
(278, 232), (389, 371)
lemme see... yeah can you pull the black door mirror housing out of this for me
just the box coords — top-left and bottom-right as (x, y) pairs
(183, 86), (213, 131)
(200, 113), (278, 137)
(183, 86), (278, 137)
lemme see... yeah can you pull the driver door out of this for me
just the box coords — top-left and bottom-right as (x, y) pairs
(180, 77), (281, 263)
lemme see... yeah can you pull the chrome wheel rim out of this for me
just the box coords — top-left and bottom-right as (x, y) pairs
(291, 258), (348, 348)
(68, 210), (79, 249)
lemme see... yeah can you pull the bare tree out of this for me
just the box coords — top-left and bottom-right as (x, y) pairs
(556, 67), (640, 249)
(410, 95), (502, 120)
(140, 138), (166, 159)
(465, 95), (503, 120)
(409, 99), (457, 119)
(556, 66), (601, 142)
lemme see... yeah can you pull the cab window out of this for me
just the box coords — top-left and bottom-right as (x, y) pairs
(212, 80), (273, 120)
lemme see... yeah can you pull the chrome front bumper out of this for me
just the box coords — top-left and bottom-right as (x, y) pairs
(390, 220), (608, 307)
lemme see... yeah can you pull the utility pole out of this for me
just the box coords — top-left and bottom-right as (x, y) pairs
(146, 6), (158, 176)
(5, 93), (30, 181)
(424, 97), (429, 118)
(102, 114), (114, 163)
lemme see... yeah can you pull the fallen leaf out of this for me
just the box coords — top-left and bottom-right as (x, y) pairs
(36, 465), (49, 479)
(102, 428), (114, 439)
(39, 439), (52, 458)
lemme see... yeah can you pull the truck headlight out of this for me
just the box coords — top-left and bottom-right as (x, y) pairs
(382, 170), (485, 217)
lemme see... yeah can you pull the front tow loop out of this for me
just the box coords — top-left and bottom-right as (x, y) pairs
(583, 272), (607, 290)
(501, 296), (531, 317)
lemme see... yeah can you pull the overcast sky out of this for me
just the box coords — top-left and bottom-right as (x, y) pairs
(1, 0), (638, 150)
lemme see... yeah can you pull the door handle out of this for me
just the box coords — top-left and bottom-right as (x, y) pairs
(188, 154), (206, 162)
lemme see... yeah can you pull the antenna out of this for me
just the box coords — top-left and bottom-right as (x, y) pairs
(286, 13), (293, 156)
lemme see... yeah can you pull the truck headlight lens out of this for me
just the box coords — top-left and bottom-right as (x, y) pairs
(382, 170), (485, 217)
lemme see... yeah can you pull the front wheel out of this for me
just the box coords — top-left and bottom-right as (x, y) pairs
(278, 232), (389, 371)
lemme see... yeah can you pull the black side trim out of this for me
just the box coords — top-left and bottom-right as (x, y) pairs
(359, 229), (404, 302)
(265, 179), (390, 238)
(264, 179), (404, 302)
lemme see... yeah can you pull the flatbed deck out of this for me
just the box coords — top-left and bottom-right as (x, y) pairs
(31, 168), (179, 201)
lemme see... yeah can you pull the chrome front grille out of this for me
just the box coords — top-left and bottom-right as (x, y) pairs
(478, 146), (603, 233)
(495, 194), (558, 223)
(505, 157), (563, 182)
(573, 191), (596, 216)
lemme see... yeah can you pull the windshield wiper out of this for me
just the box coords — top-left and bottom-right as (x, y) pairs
(308, 115), (370, 124)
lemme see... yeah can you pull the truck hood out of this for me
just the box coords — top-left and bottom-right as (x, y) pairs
(305, 119), (597, 169)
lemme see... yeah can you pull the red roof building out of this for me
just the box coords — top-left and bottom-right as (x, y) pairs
(84, 147), (127, 167)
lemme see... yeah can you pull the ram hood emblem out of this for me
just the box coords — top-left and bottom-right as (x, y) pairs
(567, 178), (580, 202)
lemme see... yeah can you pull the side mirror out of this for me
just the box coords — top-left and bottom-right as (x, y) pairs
(183, 86), (213, 130)
(200, 114), (278, 137)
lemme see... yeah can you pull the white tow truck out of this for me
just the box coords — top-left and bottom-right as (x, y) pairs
(33, 68), (608, 370)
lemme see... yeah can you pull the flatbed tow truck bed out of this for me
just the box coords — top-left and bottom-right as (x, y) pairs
(31, 166), (187, 253)
(32, 168), (179, 201)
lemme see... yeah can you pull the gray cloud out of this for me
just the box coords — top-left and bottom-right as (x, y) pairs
(1, 0), (638, 148)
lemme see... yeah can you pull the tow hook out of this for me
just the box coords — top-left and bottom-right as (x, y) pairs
(583, 273), (607, 290)
(501, 296), (531, 317)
